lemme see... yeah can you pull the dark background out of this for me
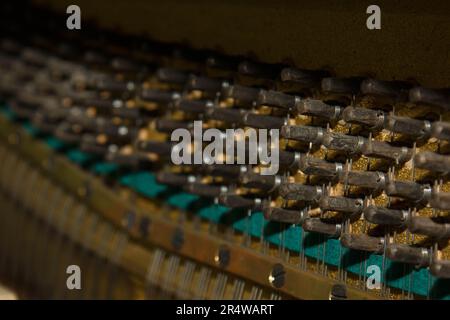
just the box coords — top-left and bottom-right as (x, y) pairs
(34, 0), (450, 87)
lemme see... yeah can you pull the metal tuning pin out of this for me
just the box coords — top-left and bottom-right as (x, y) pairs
(206, 107), (246, 124)
(183, 183), (228, 198)
(360, 79), (411, 101)
(221, 84), (259, 106)
(243, 113), (286, 129)
(80, 135), (108, 155)
(430, 190), (450, 210)
(187, 75), (224, 93)
(363, 206), (408, 226)
(136, 140), (173, 157)
(201, 164), (243, 178)
(156, 67), (189, 84)
(414, 152), (450, 173)
(140, 88), (180, 103)
(238, 61), (281, 79)
(384, 115), (431, 139)
(296, 98), (342, 120)
(322, 132), (366, 154)
(154, 119), (192, 133)
(239, 172), (282, 192)
(408, 216), (450, 239)
(263, 205), (305, 224)
(111, 57), (142, 73)
(340, 234), (384, 253)
(299, 156), (343, 177)
(431, 121), (450, 142)
(156, 172), (195, 186)
(385, 180), (430, 202)
(302, 218), (341, 237)
(94, 78), (136, 93)
(409, 87), (450, 110)
(32, 112), (58, 133)
(219, 194), (262, 210)
(54, 123), (83, 144)
(386, 244), (430, 267)
(206, 55), (239, 71)
(321, 77), (363, 95)
(83, 51), (107, 65)
(106, 152), (147, 166)
(103, 125), (137, 141)
(47, 58), (80, 76)
(257, 90), (297, 109)
(341, 106), (385, 129)
(430, 258), (450, 279)
(172, 47), (205, 66)
(318, 196), (364, 215)
(280, 67), (328, 88)
(280, 125), (324, 144)
(339, 170), (386, 189)
(362, 140), (413, 163)
(174, 99), (214, 114)
(1, 38), (22, 54)
(278, 150), (301, 169)
(64, 90), (98, 106)
(21, 48), (48, 67)
(80, 98), (117, 109)
(111, 106), (141, 120)
(278, 183), (323, 202)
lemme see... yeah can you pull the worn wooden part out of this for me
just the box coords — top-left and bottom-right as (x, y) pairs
(302, 218), (341, 237)
(319, 196), (364, 214)
(408, 217), (450, 239)
(263, 206), (305, 224)
(278, 183), (322, 202)
(341, 234), (384, 253)
(363, 206), (407, 226)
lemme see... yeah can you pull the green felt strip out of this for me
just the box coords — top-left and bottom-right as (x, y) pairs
(119, 172), (168, 198)
(90, 162), (119, 175)
(66, 149), (94, 166)
(22, 122), (39, 136)
(0, 105), (16, 120)
(44, 136), (66, 151)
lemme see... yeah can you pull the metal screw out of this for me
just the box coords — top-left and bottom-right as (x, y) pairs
(214, 245), (230, 268)
(139, 216), (151, 237)
(122, 211), (136, 231)
(268, 263), (285, 288)
(172, 227), (184, 250)
(329, 283), (347, 300)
